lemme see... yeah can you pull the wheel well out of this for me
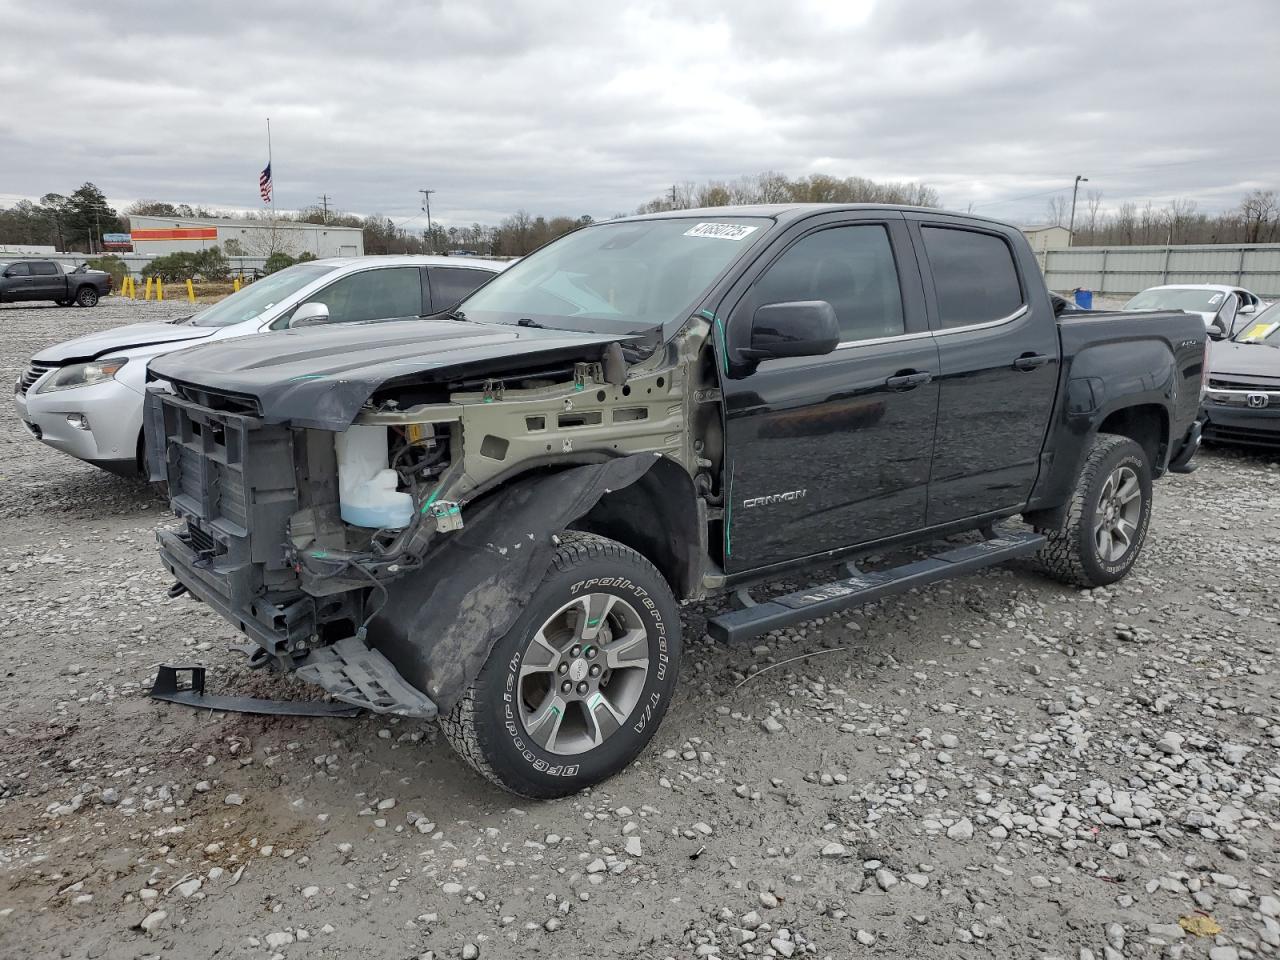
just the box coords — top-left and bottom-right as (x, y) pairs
(571, 457), (704, 600)
(1097, 404), (1168, 471)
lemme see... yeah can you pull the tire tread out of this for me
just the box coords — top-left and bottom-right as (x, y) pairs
(1034, 432), (1142, 587)
(440, 531), (673, 797)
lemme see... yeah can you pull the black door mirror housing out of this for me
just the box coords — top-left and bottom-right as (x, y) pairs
(745, 300), (841, 362)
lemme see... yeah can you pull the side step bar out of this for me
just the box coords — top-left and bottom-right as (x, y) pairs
(296, 635), (439, 719)
(707, 529), (1046, 644)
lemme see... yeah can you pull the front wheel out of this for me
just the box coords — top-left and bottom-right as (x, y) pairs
(441, 532), (682, 798)
(75, 286), (99, 307)
(1033, 433), (1153, 587)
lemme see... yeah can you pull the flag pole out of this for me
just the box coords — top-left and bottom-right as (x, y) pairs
(267, 116), (276, 253)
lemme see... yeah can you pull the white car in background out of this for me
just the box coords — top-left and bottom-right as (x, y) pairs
(1123, 284), (1269, 329)
(14, 255), (505, 476)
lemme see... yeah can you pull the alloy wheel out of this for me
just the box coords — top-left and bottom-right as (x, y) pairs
(516, 592), (650, 756)
(1093, 465), (1142, 562)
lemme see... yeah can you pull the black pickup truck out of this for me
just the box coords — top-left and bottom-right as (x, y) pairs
(0, 259), (112, 306)
(145, 204), (1205, 797)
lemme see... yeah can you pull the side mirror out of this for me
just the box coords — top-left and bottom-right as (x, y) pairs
(745, 300), (840, 361)
(1208, 295), (1238, 340)
(1238, 302), (1256, 316)
(289, 302), (330, 328)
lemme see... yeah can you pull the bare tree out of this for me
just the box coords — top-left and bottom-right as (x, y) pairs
(1045, 195), (1068, 226)
(1085, 190), (1104, 240)
(1240, 189), (1277, 244)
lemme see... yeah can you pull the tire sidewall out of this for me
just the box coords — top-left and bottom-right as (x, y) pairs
(1078, 442), (1152, 584)
(473, 554), (681, 797)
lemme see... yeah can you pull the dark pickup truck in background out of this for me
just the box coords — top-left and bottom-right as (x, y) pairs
(145, 204), (1205, 797)
(0, 259), (112, 306)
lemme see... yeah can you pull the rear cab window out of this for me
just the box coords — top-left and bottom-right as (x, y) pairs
(429, 266), (493, 312)
(920, 226), (1024, 327)
(29, 261), (59, 276)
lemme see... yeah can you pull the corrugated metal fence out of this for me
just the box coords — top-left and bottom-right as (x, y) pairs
(1041, 243), (1280, 298)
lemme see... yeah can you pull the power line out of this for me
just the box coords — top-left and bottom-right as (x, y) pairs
(317, 194), (331, 224)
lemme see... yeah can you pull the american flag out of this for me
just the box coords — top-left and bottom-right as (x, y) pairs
(259, 163), (273, 203)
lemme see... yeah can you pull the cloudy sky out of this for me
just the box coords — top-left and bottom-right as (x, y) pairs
(1, 0), (1277, 228)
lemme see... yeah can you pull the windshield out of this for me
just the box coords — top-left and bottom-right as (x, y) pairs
(1124, 288), (1228, 313)
(189, 263), (338, 328)
(458, 217), (771, 333)
(1234, 301), (1280, 345)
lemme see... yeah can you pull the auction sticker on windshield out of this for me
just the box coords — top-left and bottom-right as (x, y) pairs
(1240, 321), (1279, 342)
(684, 223), (759, 241)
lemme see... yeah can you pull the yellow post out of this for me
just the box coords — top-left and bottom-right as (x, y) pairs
(144, 277), (153, 300)
(127, 276), (136, 299)
(233, 276), (241, 293)
(186, 279), (195, 302)
(156, 279), (164, 301)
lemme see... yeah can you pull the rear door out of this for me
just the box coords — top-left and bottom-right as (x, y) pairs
(908, 216), (1059, 524)
(275, 265), (424, 327)
(719, 212), (939, 572)
(27, 261), (65, 301)
(427, 265), (494, 313)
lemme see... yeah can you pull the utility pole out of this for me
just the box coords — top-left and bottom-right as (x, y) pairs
(670, 184), (678, 209)
(419, 189), (436, 253)
(317, 194), (331, 224)
(1068, 174), (1088, 246)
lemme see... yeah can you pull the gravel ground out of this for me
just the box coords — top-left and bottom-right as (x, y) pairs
(1, 300), (1278, 960)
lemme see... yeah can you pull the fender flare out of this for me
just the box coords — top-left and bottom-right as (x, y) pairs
(367, 453), (660, 713)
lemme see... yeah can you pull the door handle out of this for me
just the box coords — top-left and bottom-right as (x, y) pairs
(885, 370), (933, 390)
(1014, 353), (1050, 371)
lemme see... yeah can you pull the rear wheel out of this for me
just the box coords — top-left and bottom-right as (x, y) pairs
(1034, 433), (1152, 587)
(75, 286), (99, 307)
(441, 532), (682, 798)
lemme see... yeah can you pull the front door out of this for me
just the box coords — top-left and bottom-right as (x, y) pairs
(719, 214), (938, 573)
(2, 261), (33, 300)
(908, 217), (1059, 524)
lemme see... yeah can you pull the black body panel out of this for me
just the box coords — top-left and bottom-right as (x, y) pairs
(148, 317), (635, 429)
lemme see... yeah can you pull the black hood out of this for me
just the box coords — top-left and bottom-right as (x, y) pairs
(148, 318), (634, 429)
(1210, 339), (1280, 380)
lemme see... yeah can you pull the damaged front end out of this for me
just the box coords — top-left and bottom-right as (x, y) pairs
(146, 325), (714, 718)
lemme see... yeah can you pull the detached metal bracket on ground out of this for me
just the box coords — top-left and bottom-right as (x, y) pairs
(149, 663), (363, 718)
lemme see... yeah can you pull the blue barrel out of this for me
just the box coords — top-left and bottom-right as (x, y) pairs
(1073, 288), (1093, 310)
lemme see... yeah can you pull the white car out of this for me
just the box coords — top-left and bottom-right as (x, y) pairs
(14, 255), (505, 475)
(1123, 283), (1269, 329)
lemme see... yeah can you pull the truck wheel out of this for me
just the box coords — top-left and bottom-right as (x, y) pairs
(1034, 433), (1152, 587)
(75, 286), (99, 307)
(440, 532), (682, 798)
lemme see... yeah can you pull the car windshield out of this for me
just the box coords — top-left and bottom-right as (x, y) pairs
(1234, 301), (1280, 346)
(188, 263), (339, 328)
(457, 217), (771, 333)
(1124, 288), (1228, 313)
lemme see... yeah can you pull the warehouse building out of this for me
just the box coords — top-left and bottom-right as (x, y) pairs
(1020, 223), (1074, 254)
(128, 215), (364, 258)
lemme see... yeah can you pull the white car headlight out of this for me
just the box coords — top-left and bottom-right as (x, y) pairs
(36, 357), (129, 393)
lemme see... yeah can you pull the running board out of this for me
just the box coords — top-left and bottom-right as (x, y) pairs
(295, 636), (439, 719)
(707, 529), (1046, 644)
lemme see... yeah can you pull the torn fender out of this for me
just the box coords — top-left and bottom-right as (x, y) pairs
(366, 453), (658, 712)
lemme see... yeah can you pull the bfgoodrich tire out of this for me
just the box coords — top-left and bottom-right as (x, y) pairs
(1034, 433), (1153, 587)
(440, 532), (682, 799)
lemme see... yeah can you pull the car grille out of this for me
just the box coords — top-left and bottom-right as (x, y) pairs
(17, 360), (57, 395)
(1209, 376), (1278, 391)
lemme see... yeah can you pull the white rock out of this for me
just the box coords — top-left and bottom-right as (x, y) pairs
(624, 837), (642, 858)
(265, 931), (295, 949)
(139, 910), (167, 935)
(302, 886), (320, 899)
(946, 818), (974, 841)
(820, 842), (846, 858)
(224, 793), (244, 806)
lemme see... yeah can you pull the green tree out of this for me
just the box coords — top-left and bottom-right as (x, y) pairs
(66, 183), (122, 251)
(263, 251), (296, 274)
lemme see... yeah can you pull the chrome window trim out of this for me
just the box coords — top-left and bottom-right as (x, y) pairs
(835, 329), (932, 350)
(934, 303), (1029, 337)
